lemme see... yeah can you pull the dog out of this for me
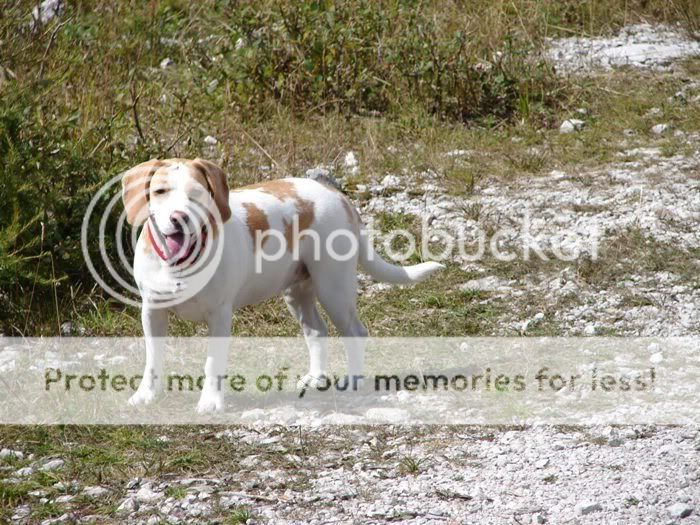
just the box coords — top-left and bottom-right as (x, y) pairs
(121, 158), (443, 412)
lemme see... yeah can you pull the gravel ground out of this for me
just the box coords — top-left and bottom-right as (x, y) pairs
(546, 23), (700, 74)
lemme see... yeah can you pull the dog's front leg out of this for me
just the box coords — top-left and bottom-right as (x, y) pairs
(129, 305), (168, 406)
(196, 304), (233, 413)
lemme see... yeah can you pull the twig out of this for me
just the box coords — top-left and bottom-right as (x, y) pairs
(38, 18), (71, 79)
(239, 127), (290, 176)
(130, 84), (146, 144)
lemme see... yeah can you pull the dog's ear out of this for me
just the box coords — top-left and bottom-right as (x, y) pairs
(192, 158), (232, 223)
(121, 159), (163, 226)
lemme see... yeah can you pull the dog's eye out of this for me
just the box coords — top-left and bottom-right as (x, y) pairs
(153, 188), (169, 195)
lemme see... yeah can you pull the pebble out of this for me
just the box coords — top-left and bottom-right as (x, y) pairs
(459, 276), (509, 292)
(651, 123), (671, 135)
(668, 503), (694, 519)
(203, 135), (218, 146)
(116, 497), (139, 515)
(575, 501), (602, 515)
(83, 486), (109, 498)
(136, 485), (165, 503)
(559, 119), (586, 134)
(160, 58), (175, 69)
(40, 458), (65, 471)
(0, 448), (24, 460)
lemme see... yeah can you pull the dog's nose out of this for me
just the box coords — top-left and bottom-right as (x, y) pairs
(170, 211), (190, 229)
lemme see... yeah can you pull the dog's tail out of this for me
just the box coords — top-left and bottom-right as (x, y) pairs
(358, 229), (444, 284)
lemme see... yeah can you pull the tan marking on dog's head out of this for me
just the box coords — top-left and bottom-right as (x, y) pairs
(242, 202), (270, 250)
(140, 221), (154, 255)
(284, 198), (315, 252)
(190, 158), (232, 224)
(121, 159), (165, 226)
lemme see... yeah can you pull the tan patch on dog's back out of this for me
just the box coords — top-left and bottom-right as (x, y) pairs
(234, 179), (298, 201)
(242, 202), (270, 250)
(284, 198), (315, 253)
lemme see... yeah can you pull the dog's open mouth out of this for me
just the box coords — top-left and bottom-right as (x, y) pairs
(164, 231), (197, 259)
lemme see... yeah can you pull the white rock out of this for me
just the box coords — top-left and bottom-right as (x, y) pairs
(668, 502), (693, 519)
(30, 0), (64, 31)
(0, 448), (24, 460)
(583, 324), (598, 336)
(575, 501), (602, 515)
(160, 58), (175, 69)
(14, 466), (34, 476)
(40, 458), (65, 471)
(116, 496), (139, 515)
(651, 123), (670, 135)
(203, 135), (218, 146)
(459, 276), (508, 292)
(559, 119), (586, 134)
(83, 486), (109, 498)
(136, 485), (165, 503)
(55, 494), (74, 504)
(379, 174), (402, 190)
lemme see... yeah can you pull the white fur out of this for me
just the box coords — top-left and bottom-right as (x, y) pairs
(129, 162), (443, 412)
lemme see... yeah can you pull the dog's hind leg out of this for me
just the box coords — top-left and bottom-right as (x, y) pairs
(311, 270), (368, 387)
(284, 279), (329, 389)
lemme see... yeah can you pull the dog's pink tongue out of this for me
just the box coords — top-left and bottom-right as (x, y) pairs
(164, 232), (187, 257)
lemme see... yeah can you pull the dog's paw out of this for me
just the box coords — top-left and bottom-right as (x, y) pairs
(128, 387), (158, 407)
(296, 373), (328, 390)
(196, 392), (225, 414)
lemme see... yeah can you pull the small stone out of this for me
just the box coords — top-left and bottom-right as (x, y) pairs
(160, 58), (175, 69)
(117, 496), (139, 515)
(203, 135), (218, 146)
(55, 494), (74, 504)
(532, 514), (546, 524)
(41, 458), (65, 471)
(651, 123), (670, 135)
(668, 503), (693, 519)
(136, 485), (165, 503)
(126, 478), (141, 490)
(459, 276), (507, 292)
(206, 79), (219, 93)
(379, 174), (401, 189)
(14, 466), (34, 476)
(83, 486), (109, 498)
(575, 501), (602, 515)
(356, 184), (367, 193)
(0, 448), (24, 460)
(583, 324), (598, 336)
(60, 321), (72, 335)
(650, 352), (664, 364)
(559, 119), (585, 134)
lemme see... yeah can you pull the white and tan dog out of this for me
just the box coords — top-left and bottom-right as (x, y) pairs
(121, 158), (443, 412)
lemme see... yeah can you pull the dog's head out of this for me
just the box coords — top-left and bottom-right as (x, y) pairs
(121, 158), (231, 260)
